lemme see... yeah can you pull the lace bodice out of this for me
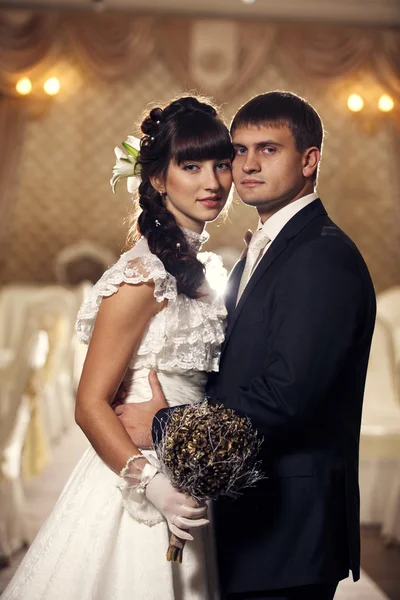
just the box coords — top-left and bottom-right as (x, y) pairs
(75, 231), (227, 373)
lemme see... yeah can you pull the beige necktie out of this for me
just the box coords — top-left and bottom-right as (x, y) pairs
(236, 228), (270, 304)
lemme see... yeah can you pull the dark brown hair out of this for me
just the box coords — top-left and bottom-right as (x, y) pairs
(130, 96), (232, 298)
(231, 91), (324, 182)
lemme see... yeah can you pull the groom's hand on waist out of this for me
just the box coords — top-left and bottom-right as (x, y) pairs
(113, 370), (168, 449)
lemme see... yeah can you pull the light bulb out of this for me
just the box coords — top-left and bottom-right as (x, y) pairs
(378, 94), (394, 112)
(347, 94), (364, 112)
(44, 77), (60, 96)
(16, 77), (32, 95)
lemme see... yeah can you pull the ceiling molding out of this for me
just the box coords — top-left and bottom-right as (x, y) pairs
(2, 0), (400, 27)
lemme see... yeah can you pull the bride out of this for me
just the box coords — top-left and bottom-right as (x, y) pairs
(3, 96), (233, 600)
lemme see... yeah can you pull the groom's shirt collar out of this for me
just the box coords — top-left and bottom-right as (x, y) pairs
(258, 192), (318, 243)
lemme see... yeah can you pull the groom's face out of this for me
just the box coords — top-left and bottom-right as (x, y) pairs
(232, 124), (310, 219)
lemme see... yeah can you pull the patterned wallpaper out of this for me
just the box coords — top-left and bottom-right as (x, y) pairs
(1, 43), (399, 293)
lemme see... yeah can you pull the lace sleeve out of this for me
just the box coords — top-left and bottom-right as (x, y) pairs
(75, 242), (177, 344)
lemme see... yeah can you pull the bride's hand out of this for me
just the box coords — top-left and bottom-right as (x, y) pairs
(145, 473), (209, 540)
(114, 371), (168, 449)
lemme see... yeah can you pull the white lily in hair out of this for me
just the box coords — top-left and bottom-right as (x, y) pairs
(110, 135), (141, 194)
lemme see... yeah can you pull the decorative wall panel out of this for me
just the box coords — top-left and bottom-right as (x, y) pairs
(1, 43), (399, 292)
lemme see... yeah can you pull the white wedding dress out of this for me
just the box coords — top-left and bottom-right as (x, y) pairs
(3, 230), (227, 600)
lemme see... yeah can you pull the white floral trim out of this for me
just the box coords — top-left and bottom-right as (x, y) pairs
(118, 469), (164, 527)
(181, 227), (209, 252)
(116, 454), (147, 490)
(120, 492), (164, 527)
(75, 237), (227, 373)
(117, 455), (164, 527)
(75, 240), (177, 345)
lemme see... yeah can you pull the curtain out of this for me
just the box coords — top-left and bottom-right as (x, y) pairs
(64, 13), (154, 81)
(0, 11), (399, 241)
(0, 96), (26, 250)
(1, 13), (398, 97)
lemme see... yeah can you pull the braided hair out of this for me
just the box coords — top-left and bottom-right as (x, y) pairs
(129, 96), (233, 299)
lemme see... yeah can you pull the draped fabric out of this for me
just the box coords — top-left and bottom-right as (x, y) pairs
(0, 96), (26, 253)
(373, 29), (400, 99)
(1, 12), (398, 98)
(21, 371), (50, 480)
(157, 19), (277, 102)
(64, 13), (154, 81)
(279, 25), (379, 80)
(0, 11), (61, 95)
(0, 9), (399, 245)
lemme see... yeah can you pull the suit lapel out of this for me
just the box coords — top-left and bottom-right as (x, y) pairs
(223, 237), (287, 348)
(225, 258), (246, 316)
(222, 199), (327, 353)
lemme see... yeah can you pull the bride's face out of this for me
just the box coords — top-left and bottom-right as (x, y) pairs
(162, 158), (232, 233)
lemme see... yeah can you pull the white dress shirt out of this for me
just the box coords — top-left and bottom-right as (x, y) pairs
(236, 192), (318, 303)
(254, 192), (318, 266)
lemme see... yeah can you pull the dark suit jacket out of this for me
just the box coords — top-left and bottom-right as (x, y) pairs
(205, 199), (376, 594)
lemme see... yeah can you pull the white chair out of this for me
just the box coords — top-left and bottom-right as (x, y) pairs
(376, 285), (400, 405)
(0, 305), (47, 563)
(0, 283), (83, 563)
(54, 240), (116, 285)
(359, 317), (400, 543)
(30, 287), (78, 444)
(70, 281), (92, 392)
(373, 286), (400, 543)
(0, 285), (41, 355)
(0, 284), (78, 446)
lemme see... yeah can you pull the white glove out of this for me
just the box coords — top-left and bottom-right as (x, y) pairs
(145, 472), (209, 540)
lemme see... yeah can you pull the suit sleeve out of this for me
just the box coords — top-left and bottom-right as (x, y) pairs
(152, 407), (181, 445)
(218, 240), (366, 437)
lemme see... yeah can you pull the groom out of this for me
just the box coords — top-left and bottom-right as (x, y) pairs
(115, 91), (376, 599)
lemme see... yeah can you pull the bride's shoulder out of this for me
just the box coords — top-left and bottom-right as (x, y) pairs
(75, 238), (177, 344)
(91, 238), (174, 295)
(121, 237), (163, 275)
